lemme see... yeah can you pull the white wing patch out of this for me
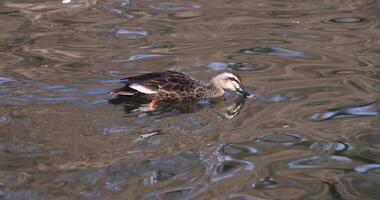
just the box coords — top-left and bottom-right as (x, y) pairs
(130, 84), (157, 94)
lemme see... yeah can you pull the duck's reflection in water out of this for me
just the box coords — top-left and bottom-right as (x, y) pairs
(108, 95), (247, 120)
(214, 97), (246, 119)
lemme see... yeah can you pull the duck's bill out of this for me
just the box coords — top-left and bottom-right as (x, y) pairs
(237, 88), (253, 98)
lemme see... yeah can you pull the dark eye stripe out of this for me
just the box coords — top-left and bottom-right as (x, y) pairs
(227, 77), (241, 84)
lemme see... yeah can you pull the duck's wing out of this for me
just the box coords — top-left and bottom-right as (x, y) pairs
(120, 71), (194, 95)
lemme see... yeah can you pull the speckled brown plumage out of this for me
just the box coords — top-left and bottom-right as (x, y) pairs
(110, 70), (251, 101)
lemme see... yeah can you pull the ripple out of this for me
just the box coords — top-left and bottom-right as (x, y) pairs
(207, 62), (228, 70)
(229, 62), (268, 72)
(337, 176), (380, 199)
(135, 151), (203, 184)
(308, 102), (380, 121)
(252, 176), (327, 199)
(240, 47), (306, 58)
(146, 170), (176, 185)
(256, 132), (305, 144)
(140, 182), (208, 200)
(212, 159), (255, 182)
(355, 164), (380, 175)
(0, 141), (41, 154)
(85, 88), (109, 95)
(246, 132), (309, 159)
(105, 180), (123, 193)
(112, 54), (162, 62)
(121, 0), (131, 7)
(39, 96), (80, 102)
(355, 132), (380, 147)
(222, 194), (264, 200)
(91, 99), (108, 106)
(39, 84), (77, 93)
(114, 28), (148, 38)
(219, 143), (258, 158)
(101, 126), (129, 135)
(0, 116), (10, 123)
(272, 32), (333, 42)
(287, 155), (353, 169)
(329, 17), (369, 24)
(0, 88), (10, 94)
(151, 2), (187, 11)
(169, 10), (204, 20)
(355, 56), (372, 67)
(3, 189), (71, 200)
(50, 151), (204, 198)
(53, 168), (107, 185)
(229, 22), (296, 31)
(252, 177), (279, 189)
(99, 79), (121, 84)
(252, 92), (300, 103)
(0, 76), (14, 84)
(310, 142), (351, 152)
(171, 116), (209, 133)
(359, 47), (380, 55)
(269, 94), (299, 103)
(352, 131), (380, 162)
(212, 144), (255, 182)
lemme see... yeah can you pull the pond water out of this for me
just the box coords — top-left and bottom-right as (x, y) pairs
(0, 0), (380, 199)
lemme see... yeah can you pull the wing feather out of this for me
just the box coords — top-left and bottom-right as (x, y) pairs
(129, 83), (158, 94)
(118, 71), (200, 95)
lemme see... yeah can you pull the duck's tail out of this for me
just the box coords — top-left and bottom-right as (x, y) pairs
(109, 86), (137, 96)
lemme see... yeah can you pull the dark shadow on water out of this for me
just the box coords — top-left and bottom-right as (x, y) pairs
(108, 95), (150, 106)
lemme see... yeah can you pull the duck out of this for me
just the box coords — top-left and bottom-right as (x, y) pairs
(110, 70), (252, 110)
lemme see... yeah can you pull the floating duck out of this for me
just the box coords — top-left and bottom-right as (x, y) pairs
(110, 70), (252, 110)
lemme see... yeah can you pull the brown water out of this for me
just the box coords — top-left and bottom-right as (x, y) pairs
(1, 0), (380, 199)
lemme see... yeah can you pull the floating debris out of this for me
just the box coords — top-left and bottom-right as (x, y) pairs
(134, 130), (163, 143)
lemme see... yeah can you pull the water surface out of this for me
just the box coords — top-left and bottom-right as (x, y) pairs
(0, 0), (380, 199)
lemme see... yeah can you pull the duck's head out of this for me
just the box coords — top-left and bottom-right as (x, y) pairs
(211, 71), (252, 98)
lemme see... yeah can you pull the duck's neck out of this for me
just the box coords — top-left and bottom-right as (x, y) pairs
(207, 81), (224, 98)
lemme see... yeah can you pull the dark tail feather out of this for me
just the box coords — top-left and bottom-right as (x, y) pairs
(109, 86), (137, 96)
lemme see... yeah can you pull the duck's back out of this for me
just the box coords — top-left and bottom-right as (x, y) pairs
(122, 71), (209, 101)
